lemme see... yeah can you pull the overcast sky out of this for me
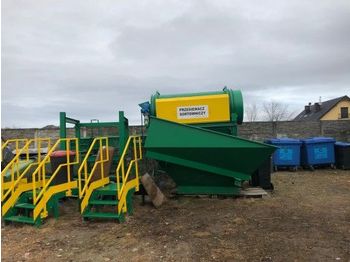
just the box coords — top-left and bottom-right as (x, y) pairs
(2, 0), (350, 127)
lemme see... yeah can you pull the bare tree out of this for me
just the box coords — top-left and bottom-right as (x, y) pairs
(262, 101), (295, 121)
(245, 103), (259, 122)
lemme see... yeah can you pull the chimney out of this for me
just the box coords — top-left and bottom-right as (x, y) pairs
(315, 102), (321, 112)
(305, 102), (311, 113)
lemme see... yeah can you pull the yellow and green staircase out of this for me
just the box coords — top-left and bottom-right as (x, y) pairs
(81, 183), (135, 221)
(78, 136), (142, 222)
(1, 135), (142, 225)
(1, 138), (79, 226)
(3, 189), (68, 226)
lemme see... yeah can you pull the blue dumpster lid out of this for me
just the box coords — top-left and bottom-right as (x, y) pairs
(335, 142), (350, 147)
(302, 137), (336, 144)
(265, 138), (302, 145)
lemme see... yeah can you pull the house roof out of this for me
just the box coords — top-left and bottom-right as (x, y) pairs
(294, 95), (350, 121)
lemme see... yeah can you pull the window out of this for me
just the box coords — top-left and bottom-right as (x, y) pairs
(340, 107), (349, 119)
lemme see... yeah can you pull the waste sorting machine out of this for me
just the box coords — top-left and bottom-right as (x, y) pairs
(140, 87), (276, 195)
(1, 88), (276, 226)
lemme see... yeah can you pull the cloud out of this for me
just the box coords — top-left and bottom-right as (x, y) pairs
(2, 0), (350, 127)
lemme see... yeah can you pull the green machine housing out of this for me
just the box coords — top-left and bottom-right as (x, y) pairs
(148, 87), (243, 135)
(142, 88), (276, 195)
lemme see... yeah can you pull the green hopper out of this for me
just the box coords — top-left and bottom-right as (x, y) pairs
(145, 117), (276, 195)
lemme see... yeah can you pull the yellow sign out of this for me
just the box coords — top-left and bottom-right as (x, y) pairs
(155, 94), (230, 124)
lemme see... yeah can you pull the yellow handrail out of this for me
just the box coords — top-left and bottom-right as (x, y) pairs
(2, 161), (39, 201)
(1, 138), (51, 200)
(31, 138), (79, 205)
(115, 136), (142, 214)
(1, 138), (51, 167)
(2, 138), (80, 220)
(78, 137), (109, 199)
(1, 139), (29, 161)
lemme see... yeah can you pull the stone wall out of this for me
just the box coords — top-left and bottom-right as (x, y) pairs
(2, 120), (350, 143)
(1, 128), (69, 141)
(320, 120), (350, 142)
(238, 120), (350, 141)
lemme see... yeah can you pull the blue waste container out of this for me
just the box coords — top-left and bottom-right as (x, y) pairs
(265, 138), (302, 171)
(335, 142), (350, 170)
(301, 137), (336, 170)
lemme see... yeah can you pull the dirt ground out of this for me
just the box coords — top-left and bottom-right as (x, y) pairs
(2, 170), (350, 262)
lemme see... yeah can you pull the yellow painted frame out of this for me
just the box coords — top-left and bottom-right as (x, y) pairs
(80, 177), (110, 213)
(116, 136), (142, 214)
(33, 180), (77, 220)
(1, 180), (42, 216)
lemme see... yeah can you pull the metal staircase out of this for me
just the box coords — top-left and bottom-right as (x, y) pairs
(79, 136), (142, 222)
(1, 138), (79, 226)
(1, 138), (51, 200)
(1, 134), (142, 225)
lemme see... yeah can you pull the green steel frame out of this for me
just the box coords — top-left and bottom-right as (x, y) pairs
(59, 111), (129, 154)
(59, 111), (131, 182)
